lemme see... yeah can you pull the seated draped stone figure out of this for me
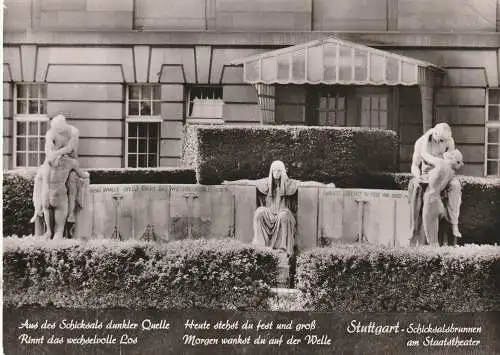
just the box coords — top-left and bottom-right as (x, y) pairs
(408, 123), (463, 246)
(223, 160), (334, 256)
(32, 114), (89, 239)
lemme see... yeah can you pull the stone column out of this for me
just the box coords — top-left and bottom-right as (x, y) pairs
(419, 85), (434, 133)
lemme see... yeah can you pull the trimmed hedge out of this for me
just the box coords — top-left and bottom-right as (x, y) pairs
(3, 238), (280, 310)
(362, 172), (500, 245)
(3, 171), (36, 237)
(88, 168), (196, 184)
(183, 125), (398, 186)
(2, 168), (196, 237)
(297, 243), (500, 312)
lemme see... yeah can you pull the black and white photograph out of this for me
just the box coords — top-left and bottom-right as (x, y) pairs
(2, 0), (500, 354)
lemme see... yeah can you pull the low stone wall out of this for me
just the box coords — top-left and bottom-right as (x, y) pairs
(83, 184), (411, 249)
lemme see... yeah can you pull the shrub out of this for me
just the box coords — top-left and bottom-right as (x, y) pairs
(296, 243), (500, 312)
(88, 168), (196, 184)
(2, 171), (36, 237)
(3, 238), (280, 310)
(182, 125), (399, 186)
(363, 173), (500, 245)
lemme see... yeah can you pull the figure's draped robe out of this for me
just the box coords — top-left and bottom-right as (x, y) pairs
(252, 178), (298, 256)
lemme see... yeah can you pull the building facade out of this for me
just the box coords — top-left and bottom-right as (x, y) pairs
(3, 0), (500, 177)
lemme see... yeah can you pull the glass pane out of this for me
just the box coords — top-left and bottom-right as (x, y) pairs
(318, 112), (327, 126)
(129, 86), (140, 100)
(138, 123), (148, 137)
(17, 100), (27, 114)
(329, 97), (336, 109)
(16, 121), (27, 135)
(487, 160), (499, 175)
(16, 153), (26, 167)
(370, 54), (385, 83)
(140, 102), (152, 116)
(386, 58), (399, 83)
(17, 84), (29, 99)
(277, 55), (290, 81)
(338, 97), (345, 110)
(489, 91), (500, 105)
(361, 108), (370, 127)
(16, 137), (27, 150)
(245, 60), (259, 82)
(28, 153), (38, 167)
(307, 45), (323, 82)
(148, 154), (158, 168)
(291, 49), (306, 81)
(28, 121), (38, 135)
(29, 84), (39, 97)
(379, 111), (388, 129)
(128, 139), (137, 153)
(354, 49), (368, 81)
(129, 123), (138, 136)
(153, 85), (161, 100)
(28, 100), (39, 114)
(40, 100), (47, 114)
(129, 101), (139, 116)
(28, 137), (38, 151)
(361, 96), (371, 111)
(379, 96), (388, 110)
(319, 97), (328, 109)
(261, 57), (277, 82)
(40, 121), (48, 134)
(138, 154), (147, 168)
(142, 86), (152, 100)
(128, 154), (137, 168)
(40, 136), (45, 149)
(487, 144), (499, 159)
(488, 128), (499, 143)
(153, 102), (161, 116)
(40, 152), (46, 162)
(40, 84), (47, 99)
(323, 43), (337, 82)
(138, 139), (147, 153)
(149, 122), (159, 137)
(488, 106), (499, 121)
(338, 45), (352, 81)
(149, 139), (158, 154)
(328, 112), (336, 125)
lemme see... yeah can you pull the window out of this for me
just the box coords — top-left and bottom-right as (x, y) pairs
(316, 89), (346, 126)
(14, 83), (48, 168)
(360, 95), (388, 129)
(126, 84), (161, 168)
(486, 89), (500, 176)
(186, 86), (223, 119)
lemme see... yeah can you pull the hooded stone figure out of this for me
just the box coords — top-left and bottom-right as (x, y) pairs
(253, 160), (298, 256)
(223, 160), (334, 256)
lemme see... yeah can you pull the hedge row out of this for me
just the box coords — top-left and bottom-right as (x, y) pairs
(183, 125), (399, 186)
(3, 238), (280, 310)
(296, 243), (500, 312)
(88, 168), (196, 184)
(362, 173), (500, 245)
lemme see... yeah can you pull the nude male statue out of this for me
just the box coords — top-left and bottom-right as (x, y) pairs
(409, 123), (463, 245)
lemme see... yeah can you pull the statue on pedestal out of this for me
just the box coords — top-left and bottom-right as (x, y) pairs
(408, 123), (463, 246)
(223, 160), (334, 256)
(31, 114), (89, 239)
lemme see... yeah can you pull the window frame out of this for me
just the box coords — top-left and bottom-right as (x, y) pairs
(125, 83), (162, 169)
(485, 88), (500, 177)
(313, 86), (348, 127)
(185, 84), (224, 119)
(359, 94), (389, 129)
(13, 83), (49, 169)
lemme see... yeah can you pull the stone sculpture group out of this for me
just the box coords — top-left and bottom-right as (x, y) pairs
(31, 116), (462, 251)
(31, 114), (89, 239)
